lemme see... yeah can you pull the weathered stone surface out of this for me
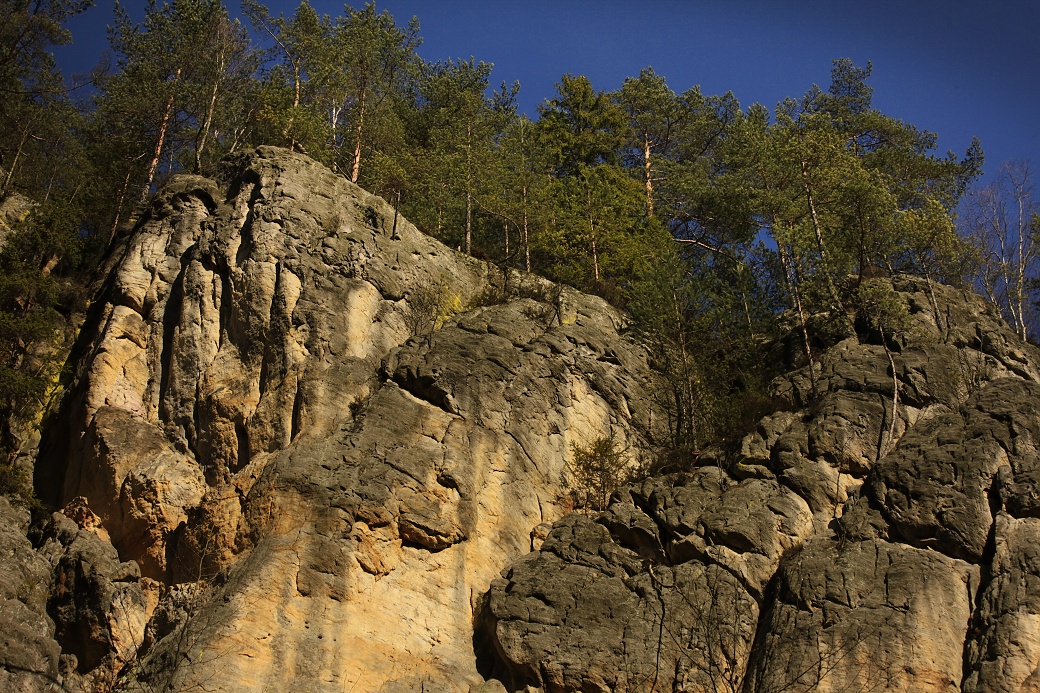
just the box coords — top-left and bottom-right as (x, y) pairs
(963, 513), (1040, 692)
(37, 510), (157, 690)
(62, 406), (205, 578)
(30, 147), (662, 691)
(867, 378), (1040, 563)
(744, 537), (979, 693)
(485, 513), (758, 693)
(480, 276), (1040, 692)
(482, 468), (813, 690)
(141, 283), (660, 691)
(0, 497), (61, 692)
(11, 148), (1040, 692)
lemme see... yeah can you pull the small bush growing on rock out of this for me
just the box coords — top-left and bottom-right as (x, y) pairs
(472, 273), (508, 307)
(854, 281), (912, 344)
(956, 349), (991, 396)
(567, 432), (629, 512)
(405, 279), (461, 336)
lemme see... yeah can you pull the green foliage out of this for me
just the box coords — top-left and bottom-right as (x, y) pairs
(534, 163), (651, 293)
(721, 59), (979, 313)
(567, 432), (630, 512)
(0, 456), (40, 509)
(854, 279), (912, 337)
(0, 204), (84, 485)
(537, 74), (629, 176)
(629, 241), (780, 456)
(403, 278), (463, 336)
(0, 0), (1001, 512)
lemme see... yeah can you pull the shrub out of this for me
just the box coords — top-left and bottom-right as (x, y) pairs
(567, 432), (629, 512)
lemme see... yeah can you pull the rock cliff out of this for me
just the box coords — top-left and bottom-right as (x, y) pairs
(17, 147), (663, 691)
(2, 148), (1038, 692)
(479, 276), (1040, 692)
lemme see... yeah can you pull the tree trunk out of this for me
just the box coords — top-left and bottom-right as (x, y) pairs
(522, 183), (530, 272)
(281, 58), (301, 149)
(110, 161), (136, 242)
(779, 228), (819, 399)
(878, 321), (900, 459)
(195, 54), (225, 173)
(520, 121), (531, 271)
(465, 121), (472, 255)
(3, 122), (30, 191)
(591, 237), (599, 282)
(644, 131), (654, 217)
(801, 160), (841, 307)
(140, 67), (182, 205)
(587, 180), (599, 281)
(673, 292), (695, 448)
(1017, 185), (1028, 339)
(350, 84), (367, 184)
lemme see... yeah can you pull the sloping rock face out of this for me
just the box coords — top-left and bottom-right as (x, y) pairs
(29, 147), (663, 691)
(479, 277), (1040, 692)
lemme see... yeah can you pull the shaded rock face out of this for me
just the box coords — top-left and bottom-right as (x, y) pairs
(480, 277), (1040, 692)
(32, 147), (663, 690)
(0, 496), (156, 692)
(0, 497), (61, 692)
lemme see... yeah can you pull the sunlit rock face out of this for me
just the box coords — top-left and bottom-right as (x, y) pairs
(32, 146), (663, 691)
(9, 146), (1040, 692)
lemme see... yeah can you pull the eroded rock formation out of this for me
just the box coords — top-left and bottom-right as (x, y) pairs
(3, 148), (1039, 692)
(25, 147), (662, 691)
(479, 277), (1040, 692)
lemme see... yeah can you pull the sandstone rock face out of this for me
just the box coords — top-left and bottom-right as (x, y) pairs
(33, 147), (663, 691)
(480, 277), (1040, 692)
(37, 509), (158, 691)
(10, 148), (1040, 692)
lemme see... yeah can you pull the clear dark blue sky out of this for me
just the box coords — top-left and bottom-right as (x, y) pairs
(58, 1), (1040, 190)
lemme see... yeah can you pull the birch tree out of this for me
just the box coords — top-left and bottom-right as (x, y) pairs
(961, 161), (1039, 339)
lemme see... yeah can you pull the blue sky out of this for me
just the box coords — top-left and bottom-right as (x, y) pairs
(58, 1), (1040, 191)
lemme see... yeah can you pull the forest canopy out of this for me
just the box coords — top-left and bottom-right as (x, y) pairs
(0, 0), (1036, 466)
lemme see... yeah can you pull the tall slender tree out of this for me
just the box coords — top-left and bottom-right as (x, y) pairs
(335, 2), (420, 184)
(243, 0), (333, 157)
(961, 161), (1039, 339)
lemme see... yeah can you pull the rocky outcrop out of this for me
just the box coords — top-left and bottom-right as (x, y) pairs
(0, 494), (157, 692)
(0, 497), (61, 692)
(30, 147), (663, 691)
(480, 277), (1040, 692)
(37, 505), (158, 692)
(7, 146), (1040, 692)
